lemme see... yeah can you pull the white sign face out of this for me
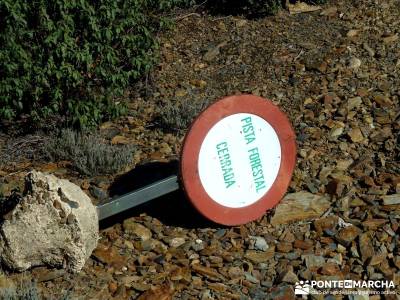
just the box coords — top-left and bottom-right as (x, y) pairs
(198, 113), (281, 208)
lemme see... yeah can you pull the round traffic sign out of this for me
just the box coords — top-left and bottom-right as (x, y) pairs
(180, 95), (296, 225)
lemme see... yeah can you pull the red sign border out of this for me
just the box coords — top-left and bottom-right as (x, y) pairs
(180, 95), (297, 225)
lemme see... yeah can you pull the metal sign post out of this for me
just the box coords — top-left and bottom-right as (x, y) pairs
(97, 95), (296, 225)
(97, 175), (179, 221)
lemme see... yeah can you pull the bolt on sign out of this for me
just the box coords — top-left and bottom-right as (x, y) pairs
(181, 95), (296, 225)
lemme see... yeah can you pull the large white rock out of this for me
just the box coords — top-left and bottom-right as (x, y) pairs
(0, 171), (99, 273)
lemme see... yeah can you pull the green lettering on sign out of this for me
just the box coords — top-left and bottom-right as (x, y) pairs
(241, 116), (256, 144)
(216, 142), (236, 189)
(248, 147), (266, 193)
(241, 115), (267, 194)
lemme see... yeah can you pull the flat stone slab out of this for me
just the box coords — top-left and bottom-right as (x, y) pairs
(382, 194), (400, 205)
(0, 171), (98, 273)
(271, 192), (331, 225)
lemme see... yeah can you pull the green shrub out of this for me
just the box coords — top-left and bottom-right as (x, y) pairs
(0, 0), (192, 129)
(44, 129), (134, 176)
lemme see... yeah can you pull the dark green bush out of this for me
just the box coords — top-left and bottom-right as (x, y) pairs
(0, 0), (192, 129)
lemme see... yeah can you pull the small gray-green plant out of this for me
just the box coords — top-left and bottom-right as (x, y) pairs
(0, 279), (40, 300)
(44, 129), (134, 176)
(0, 278), (71, 300)
(159, 99), (209, 132)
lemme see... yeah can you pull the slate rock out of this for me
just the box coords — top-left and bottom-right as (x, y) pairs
(271, 192), (331, 225)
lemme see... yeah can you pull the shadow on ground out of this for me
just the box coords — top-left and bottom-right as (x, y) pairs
(202, 0), (326, 18)
(99, 161), (218, 230)
(203, 0), (285, 18)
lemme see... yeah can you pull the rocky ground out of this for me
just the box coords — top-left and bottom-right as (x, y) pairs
(0, 0), (399, 299)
